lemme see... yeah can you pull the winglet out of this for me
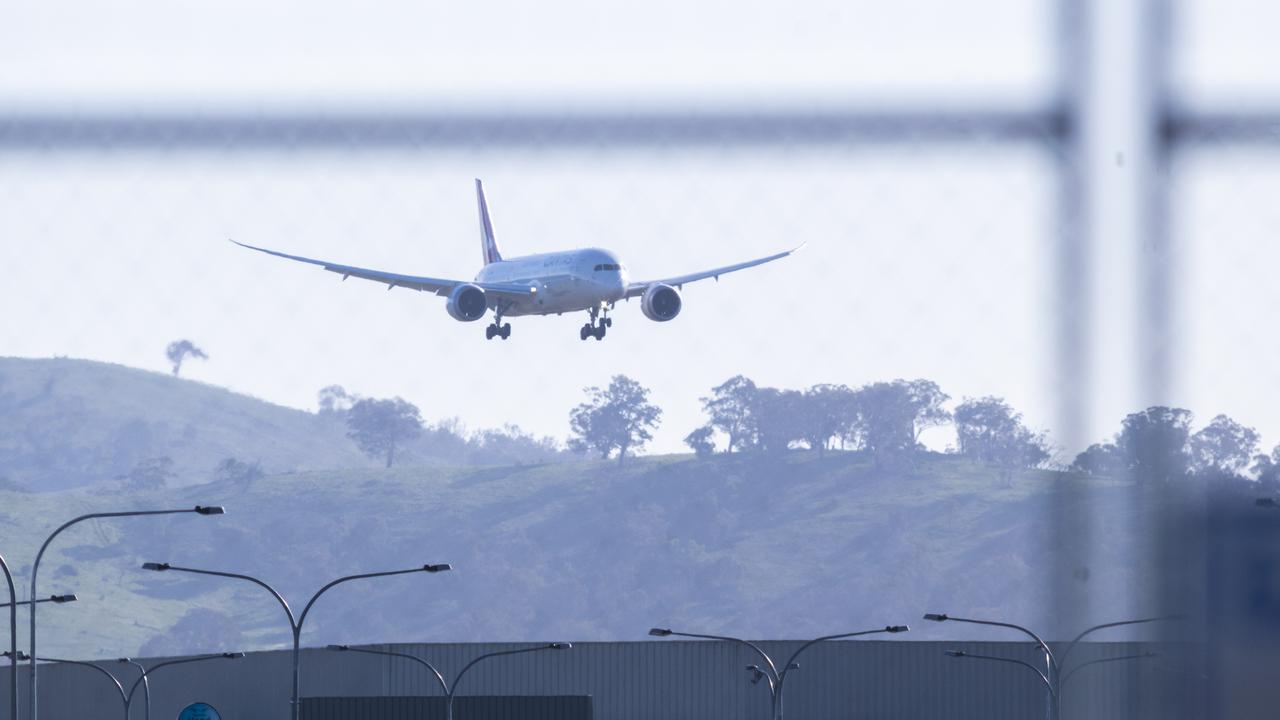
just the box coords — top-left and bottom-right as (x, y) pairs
(476, 179), (503, 266)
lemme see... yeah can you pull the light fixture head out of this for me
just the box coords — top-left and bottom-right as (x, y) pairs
(945, 650), (966, 657)
(223, 652), (246, 659)
(50, 594), (77, 603)
(141, 562), (170, 572)
(326, 645), (350, 651)
(648, 628), (672, 637)
(549, 642), (572, 650)
(923, 613), (948, 622)
(194, 505), (225, 515)
(887, 625), (909, 633)
(424, 564), (452, 573)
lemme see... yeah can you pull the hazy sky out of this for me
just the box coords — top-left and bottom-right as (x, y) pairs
(2, 0), (1278, 457)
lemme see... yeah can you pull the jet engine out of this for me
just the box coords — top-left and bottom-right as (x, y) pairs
(641, 284), (682, 322)
(446, 284), (488, 321)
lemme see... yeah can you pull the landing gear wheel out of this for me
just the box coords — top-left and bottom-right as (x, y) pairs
(593, 324), (606, 340)
(485, 324), (497, 340)
(580, 324), (591, 341)
(604, 317), (613, 328)
(500, 323), (511, 340)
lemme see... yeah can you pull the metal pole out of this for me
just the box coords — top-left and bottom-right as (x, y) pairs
(27, 506), (222, 720)
(649, 629), (789, 718)
(326, 645), (449, 695)
(118, 659), (149, 720)
(945, 650), (1058, 719)
(123, 654), (244, 713)
(445, 645), (569, 720)
(1, 556), (15, 720)
(771, 626), (908, 720)
(37, 657), (129, 720)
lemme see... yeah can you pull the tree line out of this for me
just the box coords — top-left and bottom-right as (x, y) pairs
(568, 374), (1049, 472)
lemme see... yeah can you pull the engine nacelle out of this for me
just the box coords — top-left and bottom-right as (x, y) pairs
(641, 284), (682, 322)
(446, 284), (488, 322)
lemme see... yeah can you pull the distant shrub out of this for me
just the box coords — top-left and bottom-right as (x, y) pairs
(213, 457), (264, 488)
(127, 456), (175, 490)
(684, 426), (716, 458)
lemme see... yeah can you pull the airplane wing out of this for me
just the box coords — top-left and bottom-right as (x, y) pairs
(624, 243), (804, 298)
(231, 241), (536, 298)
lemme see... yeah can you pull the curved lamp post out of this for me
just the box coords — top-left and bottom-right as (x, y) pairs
(0, 594), (75, 720)
(327, 643), (571, 720)
(117, 659), (149, 720)
(1, 554), (13, 720)
(649, 625), (908, 720)
(141, 561), (450, 720)
(28, 655), (128, 720)
(326, 645), (448, 695)
(929, 612), (1177, 720)
(28, 505), (224, 720)
(446, 644), (571, 720)
(123, 652), (244, 719)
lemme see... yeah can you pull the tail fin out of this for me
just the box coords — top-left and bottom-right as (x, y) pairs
(476, 179), (503, 265)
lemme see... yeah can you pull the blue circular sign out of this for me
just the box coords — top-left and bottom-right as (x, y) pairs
(177, 703), (221, 720)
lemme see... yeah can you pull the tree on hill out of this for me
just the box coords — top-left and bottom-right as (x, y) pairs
(1253, 445), (1280, 492)
(165, 340), (208, 377)
(751, 387), (806, 454)
(953, 396), (1050, 475)
(848, 379), (949, 468)
(317, 385), (355, 416)
(1070, 442), (1126, 476)
(1117, 406), (1193, 484)
(684, 426), (716, 458)
(797, 384), (857, 455)
(346, 397), (424, 468)
(1189, 414), (1259, 477)
(700, 375), (758, 453)
(568, 375), (662, 464)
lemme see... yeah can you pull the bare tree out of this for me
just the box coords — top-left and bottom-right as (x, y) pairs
(165, 339), (208, 377)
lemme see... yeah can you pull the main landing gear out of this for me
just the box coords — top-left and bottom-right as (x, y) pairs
(580, 306), (612, 341)
(486, 309), (511, 340)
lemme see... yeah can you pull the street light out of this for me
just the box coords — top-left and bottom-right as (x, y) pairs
(930, 612), (1177, 720)
(28, 506), (224, 720)
(1, 554), (16, 720)
(123, 652), (244, 719)
(647, 625), (908, 720)
(141, 561), (450, 720)
(327, 643), (571, 720)
(31, 655), (129, 720)
(0, 593), (76, 720)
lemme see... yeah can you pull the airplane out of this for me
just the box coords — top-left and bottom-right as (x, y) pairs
(233, 179), (801, 341)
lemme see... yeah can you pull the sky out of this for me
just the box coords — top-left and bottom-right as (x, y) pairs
(1, 0), (1278, 457)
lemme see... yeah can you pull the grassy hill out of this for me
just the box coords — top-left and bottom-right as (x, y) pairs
(0, 356), (376, 490)
(0, 451), (1154, 659)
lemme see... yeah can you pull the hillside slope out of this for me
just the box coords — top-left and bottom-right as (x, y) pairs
(0, 356), (372, 490)
(0, 452), (1151, 658)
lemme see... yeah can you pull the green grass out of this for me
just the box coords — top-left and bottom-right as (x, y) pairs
(1, 449), (1142, 659)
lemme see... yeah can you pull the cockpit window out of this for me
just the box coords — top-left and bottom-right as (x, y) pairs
(594, 263), (623, 271)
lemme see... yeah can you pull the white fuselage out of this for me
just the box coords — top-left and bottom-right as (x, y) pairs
(474, 247), (629, 316)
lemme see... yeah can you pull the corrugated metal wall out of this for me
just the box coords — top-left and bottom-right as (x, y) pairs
(0, 640), (1189, 720)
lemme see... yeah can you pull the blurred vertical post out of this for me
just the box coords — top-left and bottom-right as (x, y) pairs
(1, 554), (14, 720)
